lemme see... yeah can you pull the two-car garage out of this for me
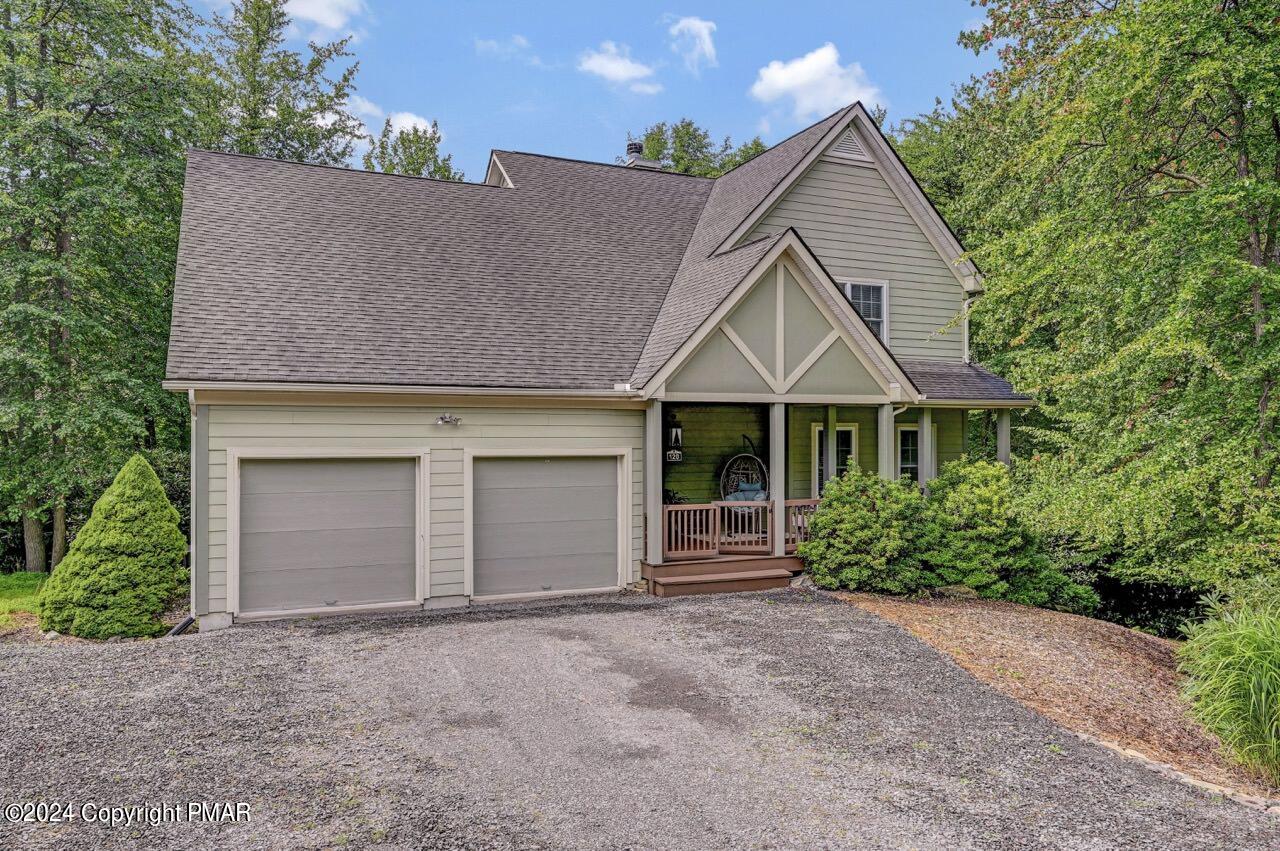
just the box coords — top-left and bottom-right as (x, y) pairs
(226, 448), (628, 618)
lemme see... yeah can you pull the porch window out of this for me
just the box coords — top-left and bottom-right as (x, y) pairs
(812, 424), (857, 496)
(841, 281), (886, 340)
(897, 426), (920, 481)
(896, 423), (938, 482)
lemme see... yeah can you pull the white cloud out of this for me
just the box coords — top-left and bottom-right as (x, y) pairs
(348, 94), (383, 121)
(668, 17), (716, 73)
(347, 97), (437, 137)
(750, 43), (882, 121)
(475, 33), (529, 56)
(286, 0), (364, 32)
(578, 41), (655, 84)
(474, 33), (544, 66)
(388, 111), (433, 134)
(287, 0), (361, 31)
(629, 81), (664, 95)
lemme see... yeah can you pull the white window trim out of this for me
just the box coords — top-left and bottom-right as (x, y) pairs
(462, 447), (633, 601)
(838, 278), (889, 343)
(894, 423), (937, 482)
(225, 446), (431, 619)
(810, 422), (858, 497)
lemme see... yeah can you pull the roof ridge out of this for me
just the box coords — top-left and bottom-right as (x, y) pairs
(712, 103), (857, 181)
(494, 149), (716, 179)
(185, 148), (509, 190)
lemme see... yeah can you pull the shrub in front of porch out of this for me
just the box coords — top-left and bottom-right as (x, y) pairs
(798, 468), (942, 594)
(798, 460), (1098, 615)
(923, 461), (1099, 615)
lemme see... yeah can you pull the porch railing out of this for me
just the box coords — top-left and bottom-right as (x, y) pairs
(661, 499), (819, 560)
(784, 499), (819, 553)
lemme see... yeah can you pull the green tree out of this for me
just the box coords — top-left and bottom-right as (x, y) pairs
(0, 0), (200, 572)
(208, 0), (364, 164)
(630, 118), (765, 177)
(38, 455), (187, 638)
(362, 118), (463, 180)
(895, 0), (1280, 594)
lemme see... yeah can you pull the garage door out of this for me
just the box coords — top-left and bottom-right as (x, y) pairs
(238, 458), (418, 614)
(472, 456), (620, 597)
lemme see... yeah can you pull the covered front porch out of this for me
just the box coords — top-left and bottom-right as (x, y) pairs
(634, 244), (1026, 595)
(641, 401), (1012, 595)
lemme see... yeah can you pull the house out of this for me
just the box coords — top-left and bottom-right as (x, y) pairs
(164, 102), (1031, 629)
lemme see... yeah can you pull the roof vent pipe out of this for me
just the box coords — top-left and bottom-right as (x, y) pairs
(624, 140), (662, 170)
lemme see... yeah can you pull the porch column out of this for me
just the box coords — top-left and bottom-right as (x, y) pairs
(996, 409), (1012, 466)
(877, 403), (895, 480)
(644, 400), (663, 565)
(823, 405), (837, 489)
(919, 407), (935, 485)
(770, 402), (786, 556)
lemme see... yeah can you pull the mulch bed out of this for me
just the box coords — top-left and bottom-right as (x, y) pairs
(846, 592), (1280, 801)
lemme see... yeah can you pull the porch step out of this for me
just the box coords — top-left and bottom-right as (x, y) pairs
(642, 555), (802, 580)
(649, 567), (794, 598)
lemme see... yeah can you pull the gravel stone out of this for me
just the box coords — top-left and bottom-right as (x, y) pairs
(2, 589), (1276, 849)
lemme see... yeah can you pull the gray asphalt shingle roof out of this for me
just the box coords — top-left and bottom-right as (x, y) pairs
(165, 106), (1026, 404)
(897, 358), (1030, 402)
(167, 150), (711, 389)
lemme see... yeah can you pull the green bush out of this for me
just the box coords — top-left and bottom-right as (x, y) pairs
(798, 467), (941, 594)
(39, 455), (187, 639)
(924, 460), (1098, 614)
(1178, 578), (1280, 785)
(798, 458), (1097, 615)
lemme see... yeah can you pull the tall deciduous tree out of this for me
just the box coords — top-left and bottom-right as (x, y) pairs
(630, 118), (765, 177)
(0, 0), (200, 571)
(896, 0), (1280, 591)
(208, 0), (364, 164)
(362, 118), (462, 180)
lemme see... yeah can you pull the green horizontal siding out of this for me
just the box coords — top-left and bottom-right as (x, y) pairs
(662, 404), (768, 504)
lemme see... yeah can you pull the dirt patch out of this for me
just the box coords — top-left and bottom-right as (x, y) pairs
(846, 593), (1279, 801)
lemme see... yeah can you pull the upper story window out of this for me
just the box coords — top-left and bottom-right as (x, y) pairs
(841, 281), (886, 340)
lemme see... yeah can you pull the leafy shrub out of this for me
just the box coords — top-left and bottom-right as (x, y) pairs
(798, 467), (941, 594)
(924, 460), (1098, 614)
(799, 458), (1097, 615)
(1178, 578), (1280, 785)
(39, 455), (187, 639)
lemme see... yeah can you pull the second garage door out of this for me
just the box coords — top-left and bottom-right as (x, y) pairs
(237, 457), (418, 615)
(472, 456), (620, 597)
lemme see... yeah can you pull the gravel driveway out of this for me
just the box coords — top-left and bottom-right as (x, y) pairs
(2, 589), (1276, 850)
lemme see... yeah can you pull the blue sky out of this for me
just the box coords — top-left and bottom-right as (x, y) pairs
(277, 1), (994, 178)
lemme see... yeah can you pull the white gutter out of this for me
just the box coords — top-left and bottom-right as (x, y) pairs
(162, 380), (645, 398)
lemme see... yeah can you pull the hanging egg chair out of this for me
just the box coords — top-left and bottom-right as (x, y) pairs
(719, 436), (769, 501)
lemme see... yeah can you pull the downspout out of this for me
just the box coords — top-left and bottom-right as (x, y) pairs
(187, 389), (196, 616)
(962, 297), (973, 365)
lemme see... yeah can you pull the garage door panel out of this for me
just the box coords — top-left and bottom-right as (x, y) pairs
(473, 553), (618, 597)
(237, 458), (417, 614)
(241, 526), (415, 572)
(473, 457), (617, 490)
(241, 562), (415, 612)
(241, 489), (414, 534)
(241, 458), (415, 494)
(474, 519), (617, 561)
(472, 456), (620, 597)
(472, 484), (617, 522)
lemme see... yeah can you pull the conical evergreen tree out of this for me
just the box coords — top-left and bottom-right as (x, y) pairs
(39, 455), (187, 639)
